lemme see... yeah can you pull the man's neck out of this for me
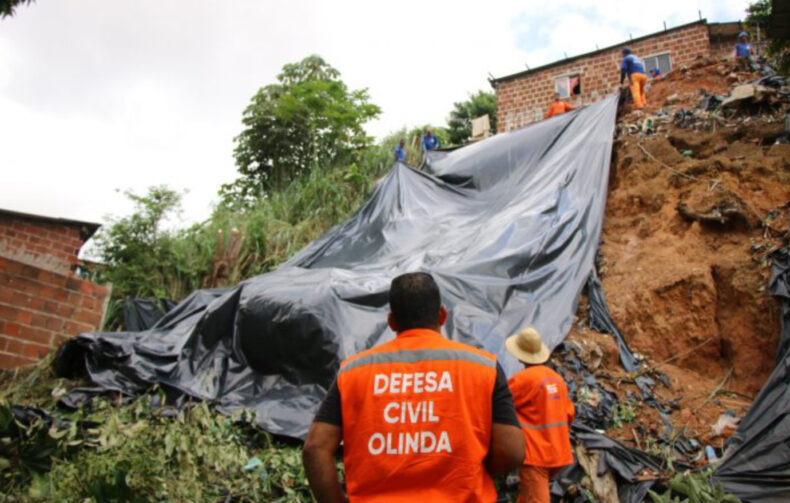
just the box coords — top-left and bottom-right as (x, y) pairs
(396, 326), (441, 335)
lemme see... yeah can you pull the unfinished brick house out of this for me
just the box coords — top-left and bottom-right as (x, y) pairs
(491, 20), (742, 132)
(0, 208), (109, 369)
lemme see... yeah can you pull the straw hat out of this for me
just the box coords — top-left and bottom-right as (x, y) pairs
(505, 328), (550, 364)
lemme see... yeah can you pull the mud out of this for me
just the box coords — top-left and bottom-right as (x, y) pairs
(572, 58), (789, 450)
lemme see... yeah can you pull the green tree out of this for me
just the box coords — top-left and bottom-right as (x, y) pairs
(745, 0), (770, 28)
(0, 0), (33, 18)
(222, 55), (381, 205)
(446, 91), (497, 146)
(746, 0), (789, 75)
(92, 186), (184, 301)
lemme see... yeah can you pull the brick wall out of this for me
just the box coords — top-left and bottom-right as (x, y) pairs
(0, 256), (109, 368)
(494, 22), (712, 132)
(0, 215), (86, 276)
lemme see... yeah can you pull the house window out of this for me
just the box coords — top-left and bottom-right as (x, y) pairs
(555, 74), (581, 98)
(643, 52), (672, 75)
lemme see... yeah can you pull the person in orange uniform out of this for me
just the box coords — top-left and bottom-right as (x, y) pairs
(544, 93), (575, 119)
(620, 47), (648, 109)
(303, 272), (525, 503)
(506, 328), (575, 503)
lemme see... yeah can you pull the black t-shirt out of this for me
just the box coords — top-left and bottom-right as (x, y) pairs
(313, 362), (519, 427)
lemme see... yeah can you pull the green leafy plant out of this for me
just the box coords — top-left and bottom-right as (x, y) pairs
(611, 401), (636, 429)
(649, 469), (741, 503)
(0, 365), (342, 503)
(0, 400), (59, 492)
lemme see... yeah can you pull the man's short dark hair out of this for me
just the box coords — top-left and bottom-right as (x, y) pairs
(389, 272), (441, 331)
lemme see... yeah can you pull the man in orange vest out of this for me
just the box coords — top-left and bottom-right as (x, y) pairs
(303, 272), (525, 502)
(506, 328), (575, 503)
(544, 93), (575, 119)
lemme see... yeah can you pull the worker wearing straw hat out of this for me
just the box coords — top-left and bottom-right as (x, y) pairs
(506, 328), (575, 503)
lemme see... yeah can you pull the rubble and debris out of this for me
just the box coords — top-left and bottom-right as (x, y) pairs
(677, 200), (752, 228)
(711, 411), (740, 437)
(720, 84), (778, 108)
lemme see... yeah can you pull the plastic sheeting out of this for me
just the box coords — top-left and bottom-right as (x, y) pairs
(55, 96), (619, 439)
(585, 273), (639, 372)
(551, 424), (669, 503)
(714, 246), (790, 502)
(122, 298), (178, 332)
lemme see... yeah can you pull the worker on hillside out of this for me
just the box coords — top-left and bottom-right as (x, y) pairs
(506, 328), (575, 503)
(394, 139), (406, 163)
(544, 93), (575, 119)
(733, 32), (754, 70)
(620, 47), (648, 109)
(422, 128), (439, 151)
(303, 272), (525, 502)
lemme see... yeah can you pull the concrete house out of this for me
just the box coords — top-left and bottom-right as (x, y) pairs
(491, 19), (743, 132)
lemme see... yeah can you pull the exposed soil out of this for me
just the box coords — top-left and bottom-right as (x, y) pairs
(569, 57), (790, 452)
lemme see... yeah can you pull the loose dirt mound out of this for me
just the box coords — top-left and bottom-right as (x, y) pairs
(569, 58), (789, 450)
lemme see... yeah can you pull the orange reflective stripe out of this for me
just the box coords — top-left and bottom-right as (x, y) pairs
(338, 328), (498, 502)
(340, 347), (496, 374)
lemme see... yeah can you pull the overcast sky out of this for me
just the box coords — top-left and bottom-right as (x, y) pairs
(0, 0), (749, 227)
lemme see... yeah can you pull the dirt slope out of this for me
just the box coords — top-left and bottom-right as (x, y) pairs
(570, 57), (789, 448)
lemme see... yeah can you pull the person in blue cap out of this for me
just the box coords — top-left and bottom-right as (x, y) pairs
(422, 128), (439, 152)
(620, 47), (648, 109)
(733, 32), (754, 70)
(394, 139), (406, 163)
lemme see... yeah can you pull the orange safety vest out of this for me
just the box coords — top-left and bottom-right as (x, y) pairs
(508, 365), (575, 467)
(544, 101), (574, 119)
(337, 328), (498, 502)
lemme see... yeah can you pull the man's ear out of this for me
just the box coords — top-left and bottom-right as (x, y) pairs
(387, 312), (398, 332)
(438, 305), (448, 326)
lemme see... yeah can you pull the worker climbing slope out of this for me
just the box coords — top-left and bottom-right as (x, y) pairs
(620, 47), (648, 109)
(733, 31), (754, 70)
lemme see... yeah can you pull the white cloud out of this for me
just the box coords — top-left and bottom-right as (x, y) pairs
(0, 0), (751, 227)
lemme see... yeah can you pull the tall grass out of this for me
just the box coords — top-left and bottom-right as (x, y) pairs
(93, 131), (424, 328)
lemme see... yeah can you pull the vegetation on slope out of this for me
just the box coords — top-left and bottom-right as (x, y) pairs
(1, 358), (326, 502)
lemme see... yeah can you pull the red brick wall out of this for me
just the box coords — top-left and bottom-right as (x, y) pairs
(0, 215), (86, 276)
(494, 22), (712, 132)
(0, 257), (109, 369)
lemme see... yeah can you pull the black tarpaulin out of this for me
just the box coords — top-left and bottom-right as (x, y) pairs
(714, 246), (790, 503)
(558, 424), (667, 502)
(122, 298), (178, 332)
(55, 96), (619, 439)
(585, 273), (639, 372)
